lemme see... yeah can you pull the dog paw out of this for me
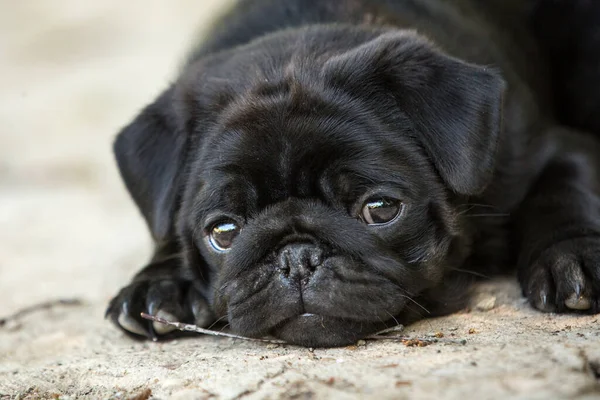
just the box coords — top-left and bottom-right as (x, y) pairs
(106, 279), (214, 340)
(521, 237), (600, 314)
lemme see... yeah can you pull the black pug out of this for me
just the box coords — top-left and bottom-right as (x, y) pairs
(106, 0), (600, 347)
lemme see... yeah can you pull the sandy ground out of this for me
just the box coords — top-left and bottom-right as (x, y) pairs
(0, 1), (599, 399)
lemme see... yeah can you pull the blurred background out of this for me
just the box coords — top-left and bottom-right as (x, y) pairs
(0, 1), (229, 314)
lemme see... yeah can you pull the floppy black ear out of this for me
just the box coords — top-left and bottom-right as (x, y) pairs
(323, 31), (505, 195)
(113, 87), (189, 243)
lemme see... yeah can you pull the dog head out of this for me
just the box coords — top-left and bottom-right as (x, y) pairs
(114, 27), (504, 347)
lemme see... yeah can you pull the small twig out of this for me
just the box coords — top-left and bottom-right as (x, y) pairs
(365, 334), (412, 341)
(141, 313), (287, 344)
(366, 335), (467, 346)
(142, 314), (467, 347)
(363, 325), (408, 340)
(373, 325), (405, 335)
(0, 298), (83, 327)
(367, 326), (467, 345)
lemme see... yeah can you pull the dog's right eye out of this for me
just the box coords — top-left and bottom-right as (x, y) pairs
(208, 220), (240, 252)
(360, 197), (403, 225)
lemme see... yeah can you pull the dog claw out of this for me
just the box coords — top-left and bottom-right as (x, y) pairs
(534, 289), (556, 312)
(152, 310), (179, 334)
(118, 311), (148, 337)
(565, 292), (591, 310)
(528, 277), (556, 312)
(108, 274), (215, 340)
(189, 289), (214, 327)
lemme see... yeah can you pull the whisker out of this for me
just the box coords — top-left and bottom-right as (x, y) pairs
(458, 204), (506, 216)
(384, 310), (401, 328)
(457, 205), (478, 215)
(459, 203), (503, 211)
(219, 323), (231, 332)
(376, 315), (391, 329)
(403, 303), (427, 321)
(464, 213), (510, 218)
(207, 314), (228, 330)
(448, 267), (492, 279)
(399, 294), (431, 315)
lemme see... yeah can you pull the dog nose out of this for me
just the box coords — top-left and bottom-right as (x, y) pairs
(278, 243), (323, 282)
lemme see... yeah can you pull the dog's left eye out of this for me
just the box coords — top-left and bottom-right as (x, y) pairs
(208, 220), (240, 252)
(360, 197), (403, 225)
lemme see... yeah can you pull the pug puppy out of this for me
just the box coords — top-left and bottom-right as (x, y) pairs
(106, 0), (600, 347)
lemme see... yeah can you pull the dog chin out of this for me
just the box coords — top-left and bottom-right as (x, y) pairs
(270, 313), (384, 348)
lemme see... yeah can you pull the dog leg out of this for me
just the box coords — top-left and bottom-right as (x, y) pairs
(106, 243), (214, 340)
(514, 127), (600, 313)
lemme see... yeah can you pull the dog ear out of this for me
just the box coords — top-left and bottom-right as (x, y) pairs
(113, 87), (189, 243)
(323, 31), (505, 195)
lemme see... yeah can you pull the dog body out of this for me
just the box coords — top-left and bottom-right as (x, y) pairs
(107, 0), (600, 347)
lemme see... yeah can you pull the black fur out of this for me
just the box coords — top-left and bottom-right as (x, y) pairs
(106, 0), (600, 347)
(531, 0), (600, 133)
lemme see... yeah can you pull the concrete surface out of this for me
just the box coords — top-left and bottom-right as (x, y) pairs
(0, 1), (599, 399)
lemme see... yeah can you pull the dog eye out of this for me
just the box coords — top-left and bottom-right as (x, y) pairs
(360, 197), (403, 225)
(208, 220), (240, 252)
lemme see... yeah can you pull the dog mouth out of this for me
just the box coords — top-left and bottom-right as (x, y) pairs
(224, 284), (412, 347)
(221, 257), (415, 347)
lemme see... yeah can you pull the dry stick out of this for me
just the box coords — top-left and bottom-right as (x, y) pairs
(142, 313), (467, 345)
(141, 313), (287, 344)
(366, 334), (468, 345)
(364, 325), (409, 341)
(373, 325), (405, 335)
(142, 313), (403, 344)
(0, 298), (83, 327)
(365, 335), (412, 341)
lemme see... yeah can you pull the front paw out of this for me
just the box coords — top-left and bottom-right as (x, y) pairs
(106, 278), (214, 340)
(521, 237), (600, 313)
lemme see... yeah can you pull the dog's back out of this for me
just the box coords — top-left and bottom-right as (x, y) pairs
(190, 0), (548, 101)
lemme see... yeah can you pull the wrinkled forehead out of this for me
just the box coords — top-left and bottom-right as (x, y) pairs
(190, 93), (427, 218)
